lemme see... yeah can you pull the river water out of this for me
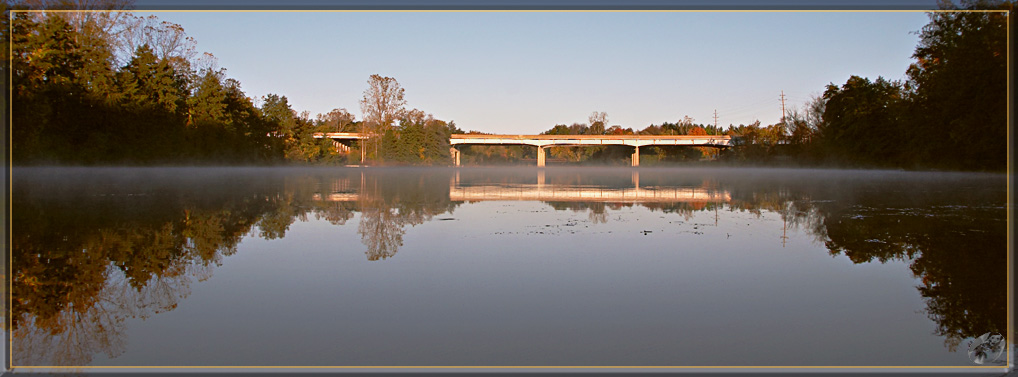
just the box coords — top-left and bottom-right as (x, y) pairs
(8, 167), (1009, 369)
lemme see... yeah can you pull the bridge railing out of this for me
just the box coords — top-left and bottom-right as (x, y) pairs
(450, 134), (732, 141)
(314, 133), (735, 141)
(312, 132), (369, 139)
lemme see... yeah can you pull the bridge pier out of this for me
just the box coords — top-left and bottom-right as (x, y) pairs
(450, 147), (460, 167)
(331, 140), (351, 154)
(631, 146), (640, 167)
(537, 146), (546, 167)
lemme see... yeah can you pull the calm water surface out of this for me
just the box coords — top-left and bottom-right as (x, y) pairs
(9, 167), (1008, 367)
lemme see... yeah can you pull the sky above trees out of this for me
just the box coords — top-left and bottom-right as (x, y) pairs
(152, 10), (932, 134)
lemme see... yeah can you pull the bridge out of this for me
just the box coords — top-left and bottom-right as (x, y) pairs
(313, 132), (370, 155)
(314, 132), (733, 166)
(449, 134), (732, 167)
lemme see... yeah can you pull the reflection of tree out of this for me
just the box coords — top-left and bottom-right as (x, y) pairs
(12, 168), (1005, 366)
(315, 202), (355, 225)
(538, 171), (1006, 353)
(588, 203), (608, 224)
(545, 202), (616, 224)
(357, 206), (406, 261)
(737, 174), (1006, 352)
(642, 202), (717, 221)
(823, 205), (1006, 351)
(354, 170), (460, 260)
(13, 304), (126, 368)
(10, 169), (464, 366)
(11, 170), (289, 366)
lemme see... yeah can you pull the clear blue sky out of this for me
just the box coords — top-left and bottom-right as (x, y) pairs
(150, 11), (932, 133)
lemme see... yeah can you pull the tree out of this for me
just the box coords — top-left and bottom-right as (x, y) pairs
(821, 76), (906, 166)
(359, 74), (406, 163)
(187, 68), (228, 128)
(184, 67), (234, 158)
(8, 8), (289, 165)
(118, 44), (187, 115)
(261, 93), (312, 161)
(221, 78), (280, 161)
(375, 109), (454, 165)
(805, 94), (826, 139)
(783, 94), (826, 161)
(19, 0), (133, 42)
(118, 14), (196, 72)
(10, 13), (84, 161)
(605, 125), (629, 135)
(904, 0), (1010, 170)
(317, 108), (356, 132)
(588, 111), (608, 135)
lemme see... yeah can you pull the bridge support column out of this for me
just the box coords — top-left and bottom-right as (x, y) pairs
(360, 140), (366, 165)
(537, 146), (546, 167)
(631, 146), (640, 167)
(450, 147), (460, 167)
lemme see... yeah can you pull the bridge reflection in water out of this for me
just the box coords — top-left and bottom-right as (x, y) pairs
(450, 185), (730, 202)
(312, 171), (731, 204)
(450, 172), (730, 203)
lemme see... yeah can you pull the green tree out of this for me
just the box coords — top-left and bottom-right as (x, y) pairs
(222, 78), (280, 161)
(261, 93), (312, 162)
(905, 0), (1010, 170)
(118, 45), (186, 115)
(188, 68), (228, 128)
(821, 76), (906, 166)
(114, 44), (188, 161)
(359, 74), (406, 163)
(10, 13), (77, 161)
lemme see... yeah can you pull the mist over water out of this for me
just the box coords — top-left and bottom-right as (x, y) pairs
(8, 167), (1008, 367)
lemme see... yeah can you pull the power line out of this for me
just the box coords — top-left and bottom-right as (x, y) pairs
(719, 97), (775, 114)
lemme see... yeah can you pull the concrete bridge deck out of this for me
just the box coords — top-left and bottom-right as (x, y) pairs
(313, 132), (734, 167)
(449, 134), (732, 146)
(313, 132), (369, 140)
(451, 134), (732, 167)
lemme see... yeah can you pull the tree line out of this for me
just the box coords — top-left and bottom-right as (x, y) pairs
(3, 0), (1010, 170)
(6, 3), (278, 164)
(777, 0), (1009, 171)
(3, 1), (460, 166)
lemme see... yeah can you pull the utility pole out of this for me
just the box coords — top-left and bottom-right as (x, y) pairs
(780, 90), (787, 125)
(713, 109), (718, 129)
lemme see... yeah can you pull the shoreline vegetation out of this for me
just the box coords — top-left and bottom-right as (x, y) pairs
(2, 0), (1011, 172)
